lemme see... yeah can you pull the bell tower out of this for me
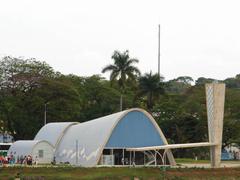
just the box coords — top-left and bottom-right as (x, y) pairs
(205, 83), (225, 168)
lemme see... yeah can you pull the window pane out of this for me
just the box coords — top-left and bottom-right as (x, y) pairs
(38, 150), (44, 158)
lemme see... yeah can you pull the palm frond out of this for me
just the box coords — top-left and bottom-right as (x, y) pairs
(126, 58), (139, 67)
(125, 66), (141, 76)
(104, 50), (140, 91)
(111, 51), (121, 62)
(110, 71), (119, 81)
(102, 65), (117, 73)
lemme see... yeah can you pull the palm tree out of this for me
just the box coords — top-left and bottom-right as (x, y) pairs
(139, 71), (164, 110)
(102, 50), (140, 111)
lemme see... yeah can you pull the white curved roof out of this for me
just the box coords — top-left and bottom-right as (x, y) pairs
(55, 108), (171, 167)
(34, 122), (78, 147)
(8, 140), (53, 157)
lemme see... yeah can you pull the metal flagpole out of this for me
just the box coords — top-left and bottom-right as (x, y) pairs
(44, 103), (47, 125)
(158, 24), (160, 77)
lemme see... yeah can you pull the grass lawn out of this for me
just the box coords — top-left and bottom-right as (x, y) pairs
(1, 166), (240, 180)
(175, 158), (210, 164)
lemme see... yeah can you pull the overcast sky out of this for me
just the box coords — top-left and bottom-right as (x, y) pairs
(0, 0), (240, 81)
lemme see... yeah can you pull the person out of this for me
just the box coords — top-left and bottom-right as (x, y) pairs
(26, 155), (29, 165)
(27, 155), (32, 165)
(121, 157), (124, 165)
(132, 160), (136, 167)
(11, 155), (15, 165)
(0, 156), (3, 166)
(4, 156), (8, 166)
(195, 156), (198, 161)
(9, 155), (15, 165)
(23, 156), (27, 165)
(13, 152), (16, 164)
(10, 153), (14, 165)
(237, 151), (240, 160)
(17, 155), (20, 164)
(29, 155), (32, 165)
(52, 156), (56, 165)
(35, 156), (38, 166)
(8, 153), (12, 164)
(125, 158), (128, 165)
(20, 155), (24, 165)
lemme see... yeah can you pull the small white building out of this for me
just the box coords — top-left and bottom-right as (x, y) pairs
(8, 140), (54, 164)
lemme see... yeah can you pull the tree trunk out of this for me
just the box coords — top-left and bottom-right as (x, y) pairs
(147, 92), (153, 109)
(120, 94), (123, 111)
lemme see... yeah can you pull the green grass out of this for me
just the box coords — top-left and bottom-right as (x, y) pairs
(1, 166), (240, 180)
(175, 158), (210, 164)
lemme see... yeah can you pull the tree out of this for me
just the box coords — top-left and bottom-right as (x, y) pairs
(0, 56), (56, 93)
(0, 56), (80, 140)
(0, 76), (83, 140)
(222, 88), (240, 147)
(78, 75), (121, 120)
(224, 74), (240, 88)
(0, 56), (57, 139)
(138, 72), (164, 110)
(195, 77), (218, 86)
(175, 76), (194, 85)
(102, 50), (140, 111)
(165, 76), (193, 94)
(153, 85), (209, 158)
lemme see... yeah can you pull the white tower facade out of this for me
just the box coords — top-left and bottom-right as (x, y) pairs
(206, 83), (225, 168)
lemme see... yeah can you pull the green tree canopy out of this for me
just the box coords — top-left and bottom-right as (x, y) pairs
(102, 50), (140, 110)
(102, 50), (140, 88)
(138, 72), (164, 110)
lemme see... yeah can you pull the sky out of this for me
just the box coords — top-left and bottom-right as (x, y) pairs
(0, 0), (240, 81)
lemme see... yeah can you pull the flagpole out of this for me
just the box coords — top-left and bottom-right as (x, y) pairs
(158, 24), (160, 77)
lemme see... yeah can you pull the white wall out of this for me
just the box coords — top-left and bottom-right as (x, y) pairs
(32, 142), (54, 164)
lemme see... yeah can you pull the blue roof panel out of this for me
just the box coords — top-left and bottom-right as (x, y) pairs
(105, 111), (164, 148)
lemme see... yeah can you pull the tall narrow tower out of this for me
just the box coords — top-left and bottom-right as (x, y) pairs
(205, 83), (225, 168)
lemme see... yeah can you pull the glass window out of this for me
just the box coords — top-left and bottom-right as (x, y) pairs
(38, 150), (44, 158)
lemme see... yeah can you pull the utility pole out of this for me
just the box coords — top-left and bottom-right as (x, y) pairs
(158, 24), (160, 77)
